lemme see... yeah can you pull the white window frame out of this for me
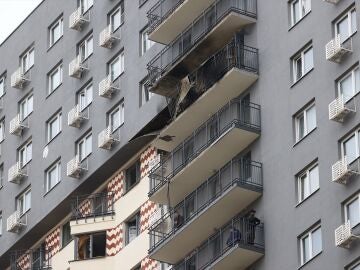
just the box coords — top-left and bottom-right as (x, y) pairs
(45, 161), (61, 192)
(140, 27), (154, 55)
(0, 212), (2, 236)
(48, 64), (63, 94)
(293, 45), (313, 83)
(297, 163), (319, 203)
(295, 103), (316, 142)
(109, 52), (124, 81)
(19, 141), (32, 167)
(17, 188), (31, 216)
(335, 7), (357, 43)
(341, 129), (360, 164)
(19, 94), (34, 121)
(108, 102), (124, 132)
(21, 47), (34, 73)
(78, 83), (93, 111)
(80, 0), (93, 14)
(77, 132), (92, 161)
(47, 112), (62, 142)
(110, 5), (123, 33)
(49, 17), (63, 47)
(78, 35), (93, 62)
(290, 0), (311, 26)
(0, 164), (3, 188)
(141, 81), (153, 105)
(338, 66), (359, 102)
(344, 193), (360, 228)
(0, 75), (5, 97)
(300, 225), (322, 265)
(0, 119), (5, 143)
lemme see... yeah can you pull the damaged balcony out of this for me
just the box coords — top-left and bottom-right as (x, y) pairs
(149, 97), (261, 206)
(153, 37), (258, 152)
(146, 0), (257, 97)
(147, 0), (257, 44)
(10, 248), (51, 270)
(149, 157), (262, 263)
(170, 215), (264, 269)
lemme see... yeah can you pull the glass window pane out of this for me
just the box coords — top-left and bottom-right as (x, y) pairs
(347, 198), (360, 227)
(111, 58), (120, 80)
(86, 135), (92, 155)
(309, 166), (319, 193)
(300, 174), (309, 201)
(297, 114), (305, 140)
(25, 191), (31, 211)
(344, 135), (357, 163)
(337, 16), (349, 42)
(292, 0), (300, 24)
(87, 37), (93, 56)
(28, 96), (33, 114)
(355, 68), (360, 95)
(306, 105), (316, 132)
(0, 79), (4, 96)
(303, 0), (311, 14)
(304, 48), (313, 73)
(351, 10), (357, 35)
(311, 228), (322, 256)
(302, 235), (310, 263)
(295, 57), (302, 80)
(340, 73), (354, 101)
(111, 9), (121, 31)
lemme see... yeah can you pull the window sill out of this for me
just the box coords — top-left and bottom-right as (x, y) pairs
(46, 131), (62, 146)
(47, 35), (64, 52)
(289, 11), (311, 32)
(293, 127), (317, 147)
(43, 180), (61, 197)
(340, 31), (357, 44)
(298, 251), (322, 269)
(46, 83), (62, 99)
(291, 68), (314, 88)
(123, 179), (141, 196)
(70, 256), (107, 263)
(295, 188), (320, 208)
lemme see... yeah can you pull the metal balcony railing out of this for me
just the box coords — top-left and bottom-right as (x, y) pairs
(71, 192), (115, 223)
(149, 98), (261, 196)
(170, 215), (264, 270)
(147, 0), (257, 89)
(149, 158), (262, 252)
(10, 248), (51, 270)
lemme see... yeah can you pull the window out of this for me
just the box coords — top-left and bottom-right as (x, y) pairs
(140, 27), (154, 55)
(290, 0), (311, 26)
(299, 225), (322, 265)
(76, 231), (106, 260)
(47, 112), (62, 142)
(0, 75), (5, 97)
(62, 222), (72, 247)
(49, 17), (63, 46)
(77, 132), (92, 161)
(19, 94), (33, 121)
(292, 45), (313, 82)
(109, 4), (124, 32)
(45, 161), (61, 192)
(109, 52), (124, 81)
(108, 102), (124, 132)
(125, 160), (140, 192)
(140, 80), (153, 106)
(344, 193), (360, 228)
(0, 212), (2, 236)
(0, 164), (3, 188)
(338, 66), (359, 102)
(17, 188), (31, 216)
(336, 7), (357, 43)
(78, 83), (93, 110)
(21, 47), (34, 73)
(19, 141), (32, 167)
(79, 0), (93, 14)
(297, 163), (319, 203)
(295, 103), (316, 142)
(341, 128), (360, 164)
(48, 64), (63, 94)
(349, 261), (360, 270)
(78, 35), (93, 62)
(126, 212), (140, 244)
(0, 118), (4, 142)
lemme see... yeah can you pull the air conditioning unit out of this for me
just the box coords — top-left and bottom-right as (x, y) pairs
(8, 162), (27, 184)
(67, 155), (88, 178)
(335, 221), (360, 248)
(98, 126), (120, 150)
(7, 210), (27, 233)
(98, 75), (120, 98)
(68, 105), (89, 128)
(331, 156), (359, 184)
(69, 56), (88, 79)
(323, 0), (340, 3)
(326, 34), (352, 63)
(69, 7), (90, 31)
(9, 115), (28, 136)
(328, 95), (355, 122)
(99, 25), (120, 49)
(11, 67), (30, 89)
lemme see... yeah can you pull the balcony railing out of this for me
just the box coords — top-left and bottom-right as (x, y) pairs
(10, 248), (51, 270)
(147, 0), (257, 94)
(171, 215), (264, 270)
(149, 98), (261, 197)
(149, 157), (262, 252)
(71, 192), (115, 223)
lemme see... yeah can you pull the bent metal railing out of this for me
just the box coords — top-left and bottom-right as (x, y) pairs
(10, 248), (51, 270)
(71, 192), (115, 222)
(149, 157), (262, 252)
(149, 98), (261, 197)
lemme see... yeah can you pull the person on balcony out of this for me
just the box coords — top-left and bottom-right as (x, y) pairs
(246, 210), (260, 245)
(226, 226), (242, 247)
(173, 210), (184, 229)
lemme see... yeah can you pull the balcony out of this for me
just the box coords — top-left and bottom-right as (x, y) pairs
(7, 210), (27, 233)
(335, 221), (360, 249)
(69, 56), (88, 79)
(8, 162), (28, 184)
(329, 95), (355, 123)
(331, 156), (360, 184)
(9, 115), (28, 136)
(149, 98), (261, 206)
(149, 158), (262, 263)
(10, 248), (51, 270)
(98, 75), (120, 98)
(147, 0), (257, 44)
(153, 38), (258, 151)
(67, 155), (88, 179)
(147, 0), (257, 97)
(11, 68), (30, 89)
(99, 25), (121, 49)
(98, 126), (121, 150)
(67, 105), (89, 128)
(325, 34), (352, 63)
(69, 7), (90, 31)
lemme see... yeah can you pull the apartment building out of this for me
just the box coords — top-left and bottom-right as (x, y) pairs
(0, 0), (359, 269)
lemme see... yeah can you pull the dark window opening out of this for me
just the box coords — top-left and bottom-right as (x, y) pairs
(125, 160), (140, 192)
(126, 212), (140, 244)
(62, 222), (72, 248)
(76, 232), (106, 260)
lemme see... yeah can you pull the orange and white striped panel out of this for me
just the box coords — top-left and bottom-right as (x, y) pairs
(140, 201), (157, 233)
(140, 146), (157, 179)
(141, 257), (159, 270)
(106, 223), (123, 256)
(45, 227), (61, 258)
(79, 199), (92, 216)
(17, 253), (31, 270)
(107, 171), (124, 203)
